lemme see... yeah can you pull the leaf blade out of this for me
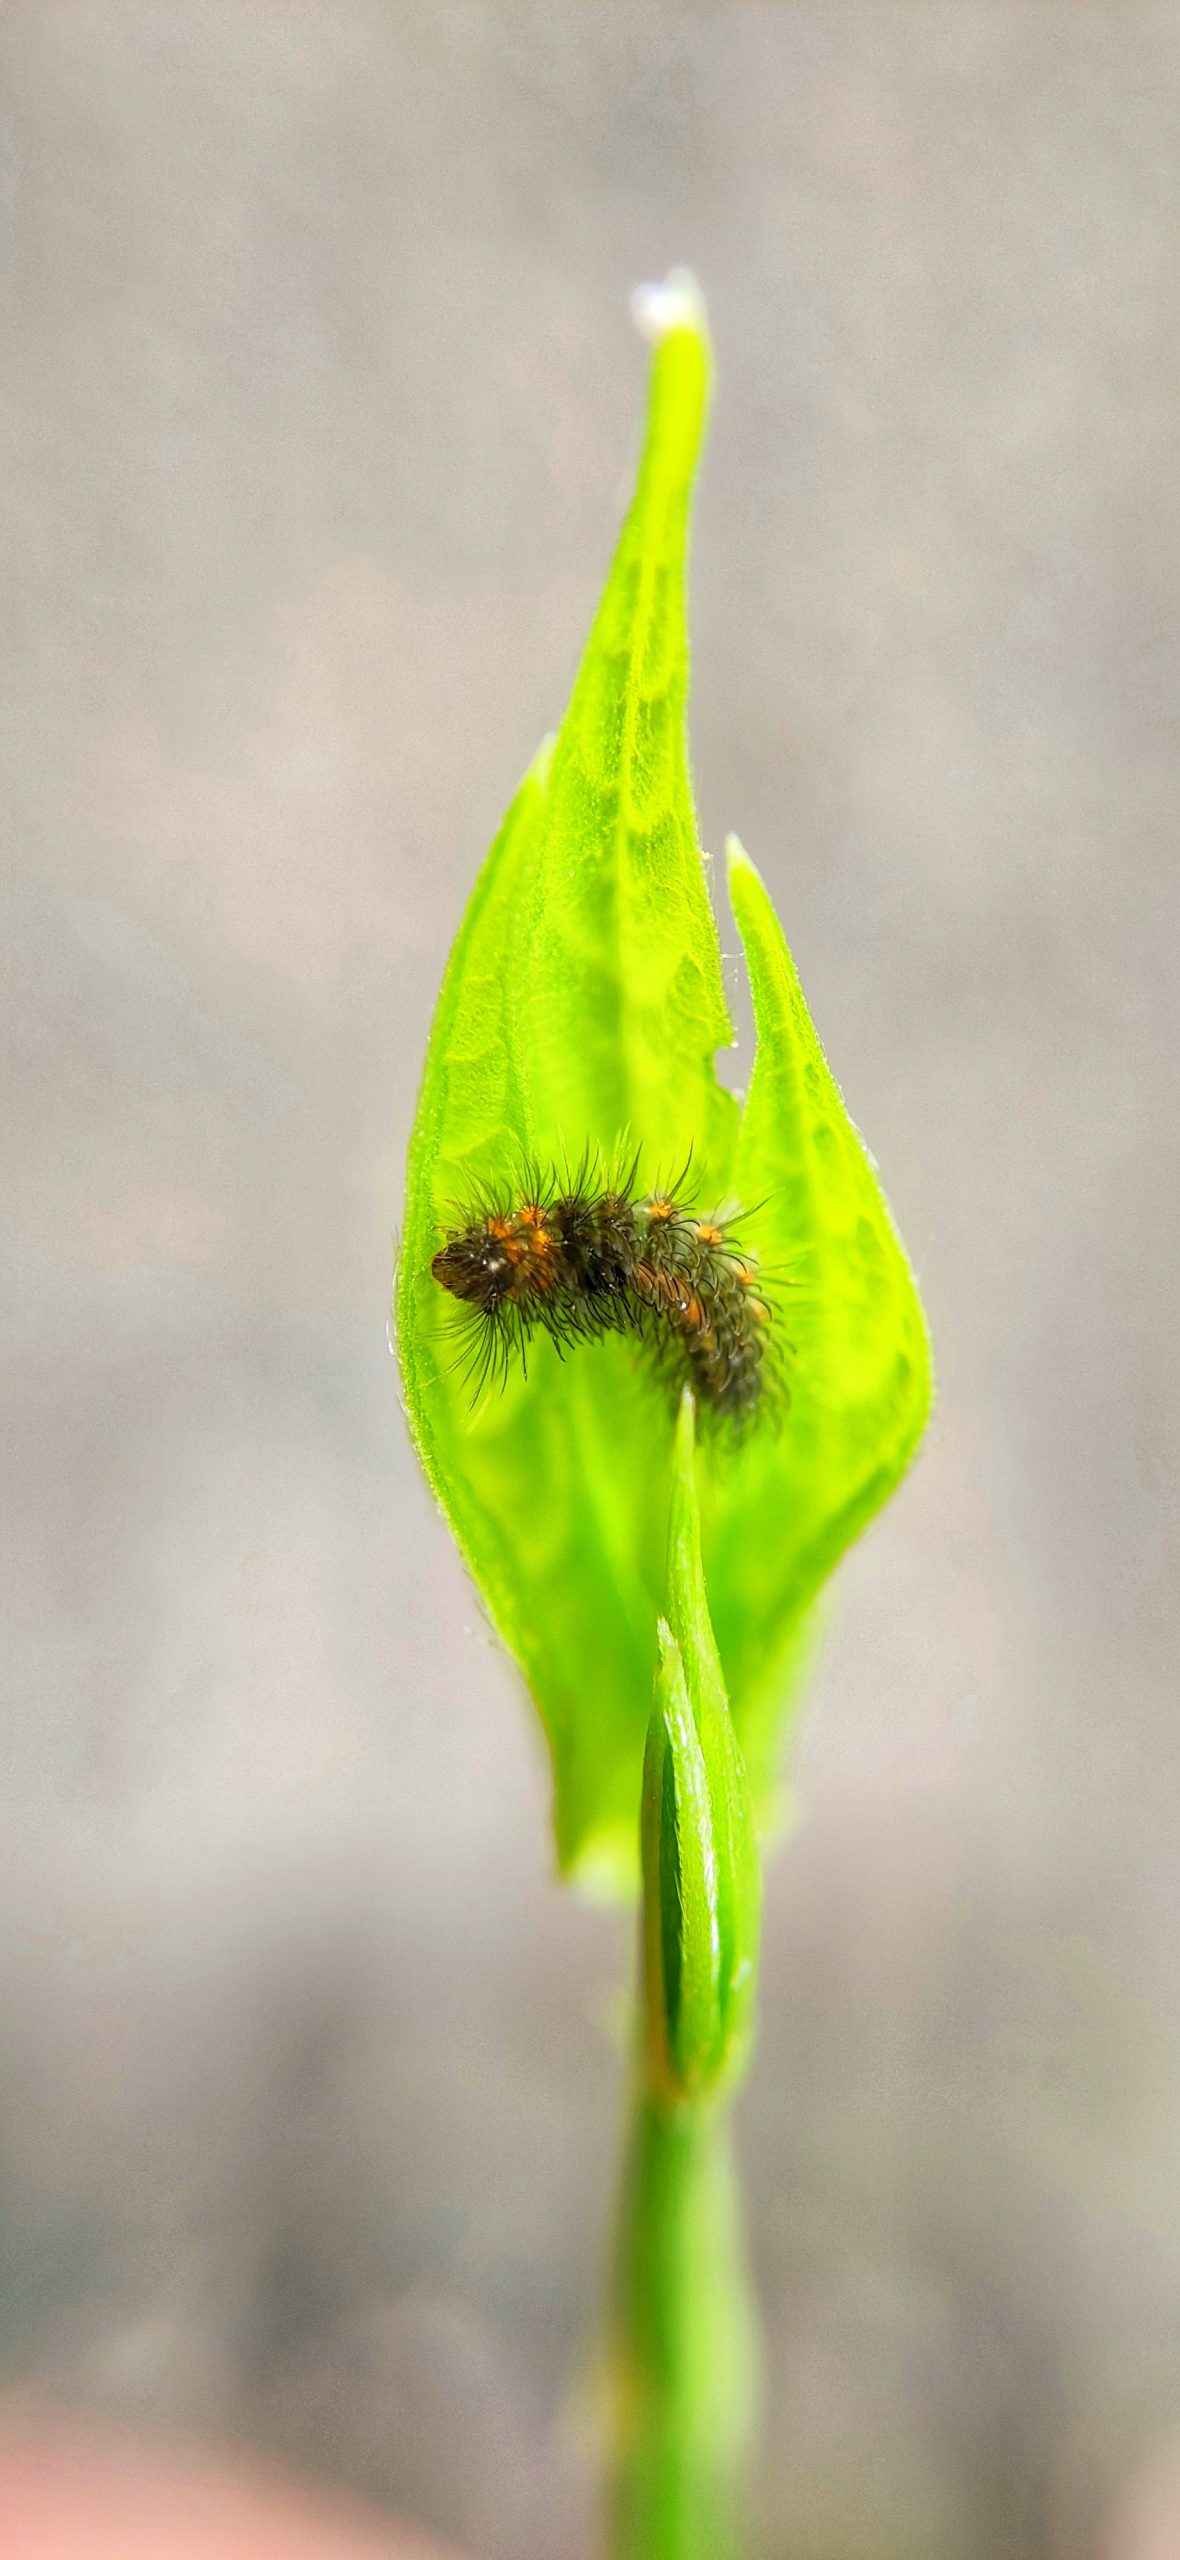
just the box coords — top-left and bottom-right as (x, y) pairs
(665, 1395), (760, 2088)
(515, 304), (737, 1197)
(701, 837), (934, 1803)
(397, 298), (740, 1881)
(642, 1622), (723, 2104)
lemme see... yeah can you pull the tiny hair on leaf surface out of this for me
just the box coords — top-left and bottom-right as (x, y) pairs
(396, 274), (932, 1887)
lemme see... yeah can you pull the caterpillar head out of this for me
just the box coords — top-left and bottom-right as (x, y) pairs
(431, 1222), (513, 1313)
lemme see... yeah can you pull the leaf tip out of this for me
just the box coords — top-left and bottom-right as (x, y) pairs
(725, 831), (759, 889)
(674, 1380), (697, 1461)
(630, 265), (708, 348)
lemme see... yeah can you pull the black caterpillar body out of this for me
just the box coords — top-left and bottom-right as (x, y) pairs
(431, 1164), (776, 1424)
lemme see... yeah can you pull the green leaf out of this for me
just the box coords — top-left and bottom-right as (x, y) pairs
(641, 1396), (761, 2105)
(700, 839), (933, 1813)
(397, 277), (932, 1884)
(641, 1624), (722, 2105)
(397, 282), (734, 1886)
(511, 283), (735, 1189)
(664, 1391), (759, 2085)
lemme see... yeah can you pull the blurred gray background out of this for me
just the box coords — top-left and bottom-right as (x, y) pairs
(3, 5), (1179, 2556)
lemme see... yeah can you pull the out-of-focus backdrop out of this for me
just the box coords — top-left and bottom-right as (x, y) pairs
(3, 7), (1179, 2557)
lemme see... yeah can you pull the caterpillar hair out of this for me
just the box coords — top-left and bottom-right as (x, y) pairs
(430, 1155), (786, 1427)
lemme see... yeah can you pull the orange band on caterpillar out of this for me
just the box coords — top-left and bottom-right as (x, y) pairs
(430, 1160), (781, 1425)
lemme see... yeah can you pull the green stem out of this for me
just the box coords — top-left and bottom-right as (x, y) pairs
(608, 2074), (759, 2560)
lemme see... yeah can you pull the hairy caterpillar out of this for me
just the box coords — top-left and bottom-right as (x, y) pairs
(430, 1158), (781, 1425)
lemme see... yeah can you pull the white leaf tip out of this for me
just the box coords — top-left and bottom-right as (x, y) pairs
(630, 266), (707, 345)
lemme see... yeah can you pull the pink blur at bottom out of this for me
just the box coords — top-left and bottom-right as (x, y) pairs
(0, 2418), (461, 2560)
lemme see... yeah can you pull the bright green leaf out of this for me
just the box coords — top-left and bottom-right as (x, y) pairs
(397, 277), (932, 1885)
(663, 1393), (760, 2089)
(699, 839), (933, 1814)
(641, 1395), (761, 2105)
(512, 283), (735, 1189)
(641, 1622), (722, 2105)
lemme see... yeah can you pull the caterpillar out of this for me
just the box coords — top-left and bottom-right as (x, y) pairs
(430, 1159), (780, 1426)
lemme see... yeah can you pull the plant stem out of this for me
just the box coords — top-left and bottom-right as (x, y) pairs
(608, 2073), (759, 2560)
